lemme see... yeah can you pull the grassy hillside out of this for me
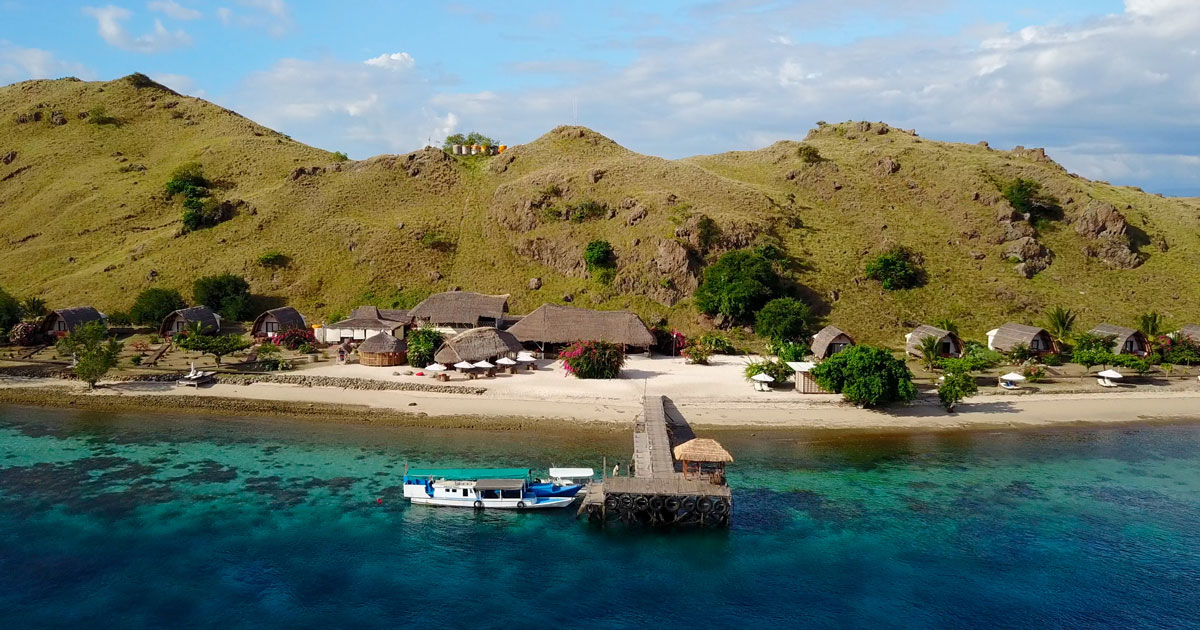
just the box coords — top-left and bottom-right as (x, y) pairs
(2, 77), (1197, 347)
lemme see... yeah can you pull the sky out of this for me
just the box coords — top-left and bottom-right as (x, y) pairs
(2, 0), (1198, 195)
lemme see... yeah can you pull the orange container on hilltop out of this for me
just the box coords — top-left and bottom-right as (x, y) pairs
(498, 145), (507, 153)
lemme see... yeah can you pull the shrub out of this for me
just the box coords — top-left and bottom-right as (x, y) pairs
(107, 311), (132, 326)
(273, 327), (316, 350)
(1020, 359), (1047, 382)
(129, 288), (186, 325)
(1111, 354), (1152, 375)
(419, 230), (455, 251)
(296, 342), (317, 354)
(1002, 178), (1051, 216)
(174, 333), (251, 366)
(773, 341), (810, 363)
(744, 359), (792, 384)
(257, 251), (288, 267)
(566, 199), (607, 223)
(88, 104), (118, 125)
(694, 249), (781, 321)
(1164, 335), (1200, 366)
(1074, 332), (1115, 354)
(539, 183), (563, 198)
(811, 345), (917, 407)
(1073, 349), (1114, 371)
(651, 327), (688, 356)
(584, 240), (616, 273)
(560, 340), (625, 379)
(57, 321), (122, 388)
(332, 151), (349, 162)
(1008, 342), (1036, 363)
(193, 274), (252, 321)
(406, 326), (444, 368)
(865, 248), (924, 291)
(755, 297), (816, 344)
(8, 321), (41, 346)
(164, 162), (209, 196)
(257, 343), (280, 356)
(797, 144), (822, 164)
(695, 332), (734, 354)
(0, 286), (19, 336)
(1042, 353), (1063, 366)
(129, 355), (142, 366)
(682, 344), (711, 365)
(938, 368), (977, 411)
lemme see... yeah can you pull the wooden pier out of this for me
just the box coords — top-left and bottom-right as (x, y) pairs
(578, 396), (732, 527)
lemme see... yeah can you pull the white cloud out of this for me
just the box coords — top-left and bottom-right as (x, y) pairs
(216, 7), (232, 24)
(364, 52), (415, 71)
(82, 5), (192, 53)
(217, 0), (291, 36)
(0, 41), (92, 82)
(147, 0), (201, 20)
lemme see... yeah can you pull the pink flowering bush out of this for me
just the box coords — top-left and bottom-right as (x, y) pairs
(273, 327), (316, 350)
(560, 340), (625, 379)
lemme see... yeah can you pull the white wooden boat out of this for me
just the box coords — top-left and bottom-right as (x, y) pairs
(403, 477), (574, 510)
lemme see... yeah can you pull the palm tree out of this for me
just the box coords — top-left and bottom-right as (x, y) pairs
(933, 317), (958, 336)
(918, 335), (941, 372)
(1041, 306), (1076, 353)
(19, 296), (47, 321)
(1139, 311), (1167, 339)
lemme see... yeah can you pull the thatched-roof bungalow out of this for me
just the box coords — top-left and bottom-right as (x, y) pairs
(408, 291), (509, 332)
(160, 306), (220, 337)
(251, 306), (307, 339)
(1090, 324), (1149, 356)
(673, 438), (732, 483)
(811, 325), (854, 359)
(505, 304), (655, 352)
(434, 327), (523, 365)
(41, 307), (106, 338)
(905, 325), (964, 358)
(986, 323), (1053, 354)
(358, 332), (407, 367)
(1177, 325), (1200, 342)
(319, 306), (409, 343)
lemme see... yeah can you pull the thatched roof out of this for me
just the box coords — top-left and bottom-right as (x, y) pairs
(988, 323), (1051, 352)
(1090, 324), (1146, 352)
(42, 306), (105, 333)
(1180, 324), (1200, 341)
(905, 325), (962, 356)
(161, 306), (220, 335)
(811, 325), (853, 358)
(251, 306), (306, 335)
(434, 327), (523, 364)
(409, 291), (509, 327)
(505, 304), (655, 347)
(329, 306), (410, 330)
(359, 332), (407, 354)
(672, 438), (733, 463)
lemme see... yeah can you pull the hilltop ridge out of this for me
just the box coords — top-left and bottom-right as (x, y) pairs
(1, 76), (1197, 345)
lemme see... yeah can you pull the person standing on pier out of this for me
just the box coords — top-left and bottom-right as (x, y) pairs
(612, 463), (620, 477)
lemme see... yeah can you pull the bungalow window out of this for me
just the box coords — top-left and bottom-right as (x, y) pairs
(264, 321), (279, 333)
(830, 343), (848, 354)
(55, 319), (68, 332)
(1031, 337), (1047, 351)
(1123, 338), (1139, 353)
(940, 341), (953, 355)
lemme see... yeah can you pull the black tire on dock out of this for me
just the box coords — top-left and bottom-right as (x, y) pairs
(663, 496), (680, 513)
(697, 496), (714, 513)
(619, 494), (634, 510)
(634, 495), (649, 512)
(649, 496), (664, 512)
(604, 494), (620, 510)
(712, 498), (729, 515)
(680, 496), (696, 513)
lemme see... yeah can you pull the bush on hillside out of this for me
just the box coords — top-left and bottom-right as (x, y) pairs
(165, 162), (209, 196)
(1002, 178), (1052, 216)
(128, 288), (187, 326)
(811, 345), (917, 407)
(193, 274), (252, 321)
(566, 199), (607, 223)
(332, 151), (349, 162)
(88, 105), (118, 126)
(865, 248), (924, 291)
(561, 340), (625, 379)
(754, 297), (817, 344)
(584, 240), (616, 273)
(797, 145), (822, 164)
(695, 249), (781, 321)
(257, 251), (288, 268)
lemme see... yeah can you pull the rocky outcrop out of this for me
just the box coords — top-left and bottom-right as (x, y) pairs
(513, 237), (586, 277)
(874, 157), (900, 176)
(1074, 200), (1142, 269)
(1005, 237), (1053, 278)
(1, 151), (15, 165)
(527, 277), (542, 290)
(49, 110), (67, 126)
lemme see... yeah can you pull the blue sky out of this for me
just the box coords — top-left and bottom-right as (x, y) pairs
(3, 0), (1198, 195)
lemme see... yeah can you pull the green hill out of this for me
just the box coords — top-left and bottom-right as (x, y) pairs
(1, 75), (1197, 346)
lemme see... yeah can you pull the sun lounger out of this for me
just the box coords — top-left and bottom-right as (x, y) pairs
(1000, 381), (1018, 390)
(1097, 378), (1118, 388)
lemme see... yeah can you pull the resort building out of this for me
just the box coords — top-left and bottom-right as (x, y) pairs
(357, 332), (407, 367)
(1177, 324), (1200, 341)
(250, 306), (307, 340)
(40, 307), (106, 338)
(905, 325), (964, 358)
(318, 306), (410, 343)
(505, 304), (655, 354)
(1090, 324), (1149, 356)
(986, 323), (1054, 354)
(160, 306), (221, 337)
(433, 327), (524, 365)
(810, 325), (854, 359)
(408, 291), (510, 333)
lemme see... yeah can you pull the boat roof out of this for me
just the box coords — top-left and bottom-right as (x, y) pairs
(549, 467), (594, 478)
(406, 467), (530, 480)
(474, 479), (526, 491)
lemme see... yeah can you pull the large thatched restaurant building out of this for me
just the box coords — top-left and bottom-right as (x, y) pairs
(505, 304), (655, 353)
(408, 291), (510, 333)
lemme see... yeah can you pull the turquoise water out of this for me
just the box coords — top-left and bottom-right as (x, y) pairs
(1, 405), (1199, 628)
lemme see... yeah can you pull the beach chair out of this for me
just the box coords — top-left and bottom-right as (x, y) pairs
(1097, 378), (1117, 388)
(1000, 381), (1018, 390)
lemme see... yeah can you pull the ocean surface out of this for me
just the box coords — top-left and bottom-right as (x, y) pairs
(0, 405), (1198, 629)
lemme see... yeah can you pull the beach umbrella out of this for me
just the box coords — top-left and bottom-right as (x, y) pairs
(1097, 369), (1124, 379)
(1000, 372), (1026, 382)
(750, 373), (775, 382)
(495, 357), (517, 366)
(453, 361), (476, 370)
(425, 363), (446, 372)
(473, 360), (495, 369)
(516, 354), (537, 363)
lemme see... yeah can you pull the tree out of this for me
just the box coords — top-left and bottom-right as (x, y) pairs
(1139, 311), (1168, 354)
(56, 321), (122, 389)
(0, 286), (21, 336)
(865, 248), (924, 291)
(938, 368), (978, 412)
(932, 318), (959, 336)
(175, 333), (251, 366)
(754, 298), (816, 344)
(918, 335), (941, 372)
(1074, 332), (1115, 354)
(560, 340), (625, 379)
(810, 345), (917, 407)
(1001, 178), (1052, 215)
(193, 274), (252, 321)
(1042, 306), (1076, 352)
(744, 358), (792, 384)
(406, 326), (444, 368)
(694, 249), (781, 321)
(584, 240), (616, 283)
(20, 296), (48, 320)
(129, 288), (187, 325)
(164, 162), (209, 195)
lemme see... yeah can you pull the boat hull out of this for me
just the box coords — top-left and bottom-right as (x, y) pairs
(410, 496), (574, 510)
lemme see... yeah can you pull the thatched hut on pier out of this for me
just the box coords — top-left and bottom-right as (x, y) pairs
(357, 332), (407, 367)
(505, 304), (655, 354)
(408, 291), (509, 333)
(810, 325), (854, 359)
(905, 325), (963, 358)
(1090, 324), (1149, 356)
(434, 327), (523, 365)
(986, 323), (1053, 354)
(160, 306), (220, 337)
(41, 307), (106, 338)
(251, 306), (306, 340)
(673, 438), (732, 484)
